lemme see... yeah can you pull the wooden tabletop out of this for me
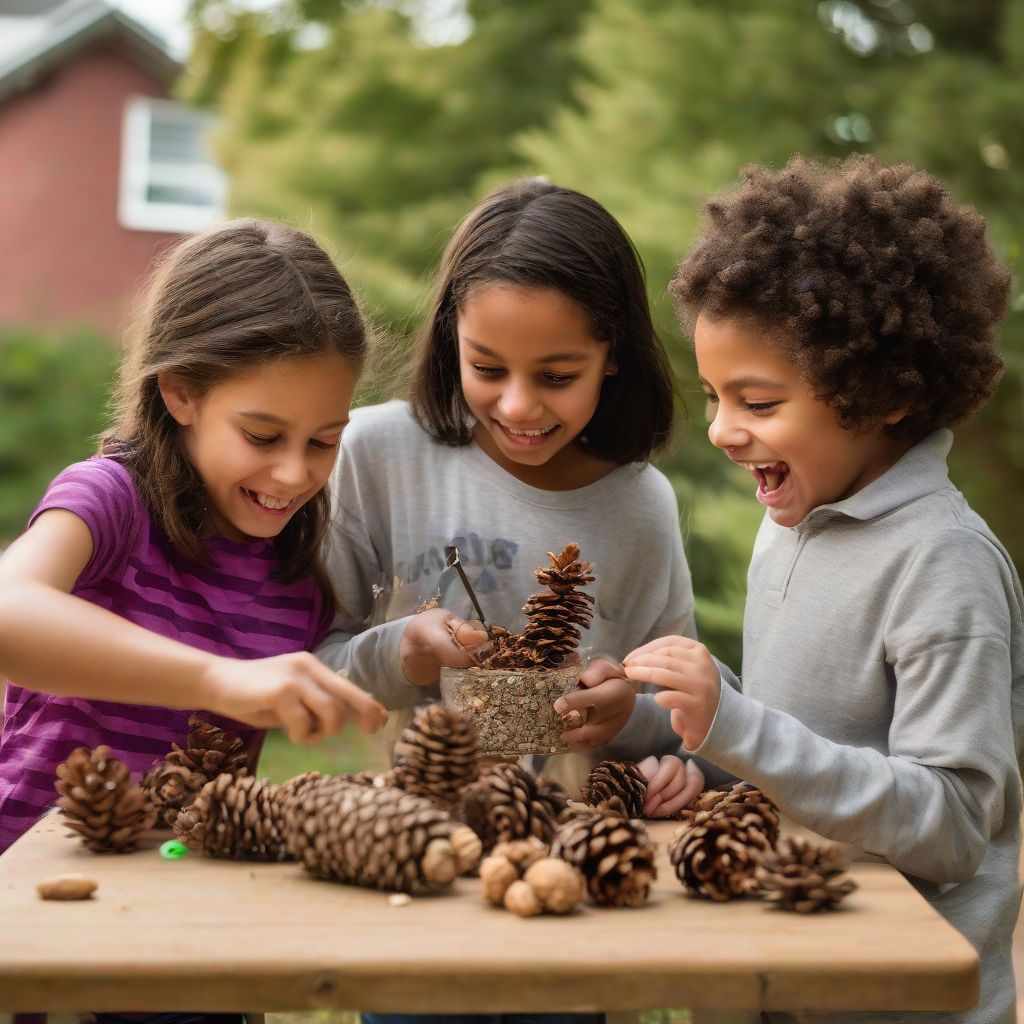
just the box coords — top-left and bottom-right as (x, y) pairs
(0, 812), (978, 1015)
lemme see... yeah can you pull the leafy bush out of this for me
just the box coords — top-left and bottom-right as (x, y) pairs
(0, 328), (118, 544)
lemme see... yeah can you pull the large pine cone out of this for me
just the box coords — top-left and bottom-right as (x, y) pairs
(550, 803), (657, 907)
(141, 715), (250, 827)
(756, 836), (858, 912)
(459, 762), (561, 851)
(667, 787), (779, 902)
(174, 772), (292, 861)
(392, 703), (479, 807)
(55, 746), (156, 852)
(581, 760), (647, 818)
(283, 776), (479, 892)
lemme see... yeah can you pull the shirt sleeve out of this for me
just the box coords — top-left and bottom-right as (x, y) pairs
(602, 475), (698, 761)
(695, 528), (1020, 885)
(29, 458), (141, 590)
(315, 446), (421, 708)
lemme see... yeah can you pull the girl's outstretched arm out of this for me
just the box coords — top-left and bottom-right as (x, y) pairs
(0, 509), (387, 744)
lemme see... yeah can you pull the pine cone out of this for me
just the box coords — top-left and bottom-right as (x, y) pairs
(55, 746), (157, 852)
(668, 810), (772, 902)
(141, 715), (250, 827)
(550, 803), (657, 907)
(283, 775), (477, 892)
(459, 762), (560, 851)
(174, 773), (290, 861)
(581, 760), (647, 818)
(392, 703), (479, 807)
(478, 543), (595, 670)
(756, 836), (858, 912)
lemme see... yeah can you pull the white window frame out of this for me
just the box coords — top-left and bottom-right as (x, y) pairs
(118, 96), (227, 233)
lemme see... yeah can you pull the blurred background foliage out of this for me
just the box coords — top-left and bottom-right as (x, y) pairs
(5, 0), (1021, 674)
(177, 0), (1023, 668)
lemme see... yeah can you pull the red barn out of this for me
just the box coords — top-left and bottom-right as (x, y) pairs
(0, 0), (225, 334)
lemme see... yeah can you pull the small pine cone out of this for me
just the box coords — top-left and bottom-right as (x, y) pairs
(531, 774), (573, 837)
(55, 746), (157, 852)
(581, 760), (647, 818)
(141, 715), (249, 827)
(756, 836), (858, 913)
(668, 807), (773, 902)
(174, 773), (290, 861)
(283, 777), (467, 893)
(460, 762), (557, 851)
(550, 805), (657, 908)
(392, 703), (480, 807)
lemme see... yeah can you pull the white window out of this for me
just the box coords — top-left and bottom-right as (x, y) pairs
(118, 96), (227, 233)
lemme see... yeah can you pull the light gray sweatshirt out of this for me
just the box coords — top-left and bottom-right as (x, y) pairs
(318, 400), (694, 760)
(695, 430), (1024, 1024)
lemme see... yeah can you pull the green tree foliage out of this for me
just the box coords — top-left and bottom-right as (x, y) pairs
(0, 330), (118, 544)
(181, 0), (1024, 665)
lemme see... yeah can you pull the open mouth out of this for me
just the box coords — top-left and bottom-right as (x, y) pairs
(243, 488), (297, 514)
(753, 462), (789, 494)
(497, 422), (559, 447)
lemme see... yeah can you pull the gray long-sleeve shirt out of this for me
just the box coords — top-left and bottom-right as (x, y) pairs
(317, 400), (693, 760)
(695, 429), (1023, 1024)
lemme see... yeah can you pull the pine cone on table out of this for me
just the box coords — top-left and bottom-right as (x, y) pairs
(479, 543), (595, 670)
(283, 775), (479, 892)
(459, 761), (553, 851)
(756, 836), (858, 912)
(668, 795), (778, 902)
(55, 746), (157, 852)
(141, 715), (250, 827)
(392, 703), (480, 807)
(550, 801), (657, 907)
(581, 760), (648, 818)
(173, 772), (291, 861)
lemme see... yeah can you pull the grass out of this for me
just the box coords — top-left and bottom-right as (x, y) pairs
(257, 723), (390, 783)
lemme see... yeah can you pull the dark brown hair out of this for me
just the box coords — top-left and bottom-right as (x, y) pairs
(103, 218), (366, 601)
(671, 155), (1010, 440)
(410, 178), (678, 464)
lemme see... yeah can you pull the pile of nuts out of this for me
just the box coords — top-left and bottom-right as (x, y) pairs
(479, 836), (585, 917)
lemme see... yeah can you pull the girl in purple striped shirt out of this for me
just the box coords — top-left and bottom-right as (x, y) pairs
(0, 218), (387, 858)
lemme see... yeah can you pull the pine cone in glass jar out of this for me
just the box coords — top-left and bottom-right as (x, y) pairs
(282, 775), (478, 892)
(174, 772), (291, 861)
(55, 746), (156, 852)
(550, 802), (657, 907)
(392, 703), (479, 807)
(141, 714), (250, 827)
(581, 760), (647, 818)
(756, 836), (858, 912)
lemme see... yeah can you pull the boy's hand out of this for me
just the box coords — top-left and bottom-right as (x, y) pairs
(206, 652), (388, 745)
(556, 658), (636, 749)
(636, 754), (705, 817)
(623, 636), (721, 750)
(399, 608), (488, 686)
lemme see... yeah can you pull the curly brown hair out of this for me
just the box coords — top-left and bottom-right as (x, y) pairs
(670, 154), (1011, 440)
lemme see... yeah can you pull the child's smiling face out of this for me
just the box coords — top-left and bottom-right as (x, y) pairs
(695, 313), (910, 528)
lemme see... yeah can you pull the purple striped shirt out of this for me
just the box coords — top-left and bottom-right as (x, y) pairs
(0, 457), (330, 853)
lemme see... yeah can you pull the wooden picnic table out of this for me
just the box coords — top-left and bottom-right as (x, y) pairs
(0, 811), (978, 1017)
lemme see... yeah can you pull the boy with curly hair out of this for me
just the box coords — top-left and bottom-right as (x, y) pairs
(625, 155), (1023, 1024)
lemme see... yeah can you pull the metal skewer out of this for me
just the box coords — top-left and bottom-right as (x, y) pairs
(444, 545), (495, 638)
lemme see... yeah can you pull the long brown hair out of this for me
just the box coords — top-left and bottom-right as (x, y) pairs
(410, 178), (679, 464)
(103, 218), (365, 603)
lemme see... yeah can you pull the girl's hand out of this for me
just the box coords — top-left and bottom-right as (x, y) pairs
(623, 636), (721, 750)
(556, 658), (636, 749)
(399, 608), (488, 686)
(206, 651), (388, 744)
(636, 754), (705, 817)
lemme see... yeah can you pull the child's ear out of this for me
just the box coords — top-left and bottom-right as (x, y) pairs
(883, 407), (910, 426)
(158, 372), (197, 426)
